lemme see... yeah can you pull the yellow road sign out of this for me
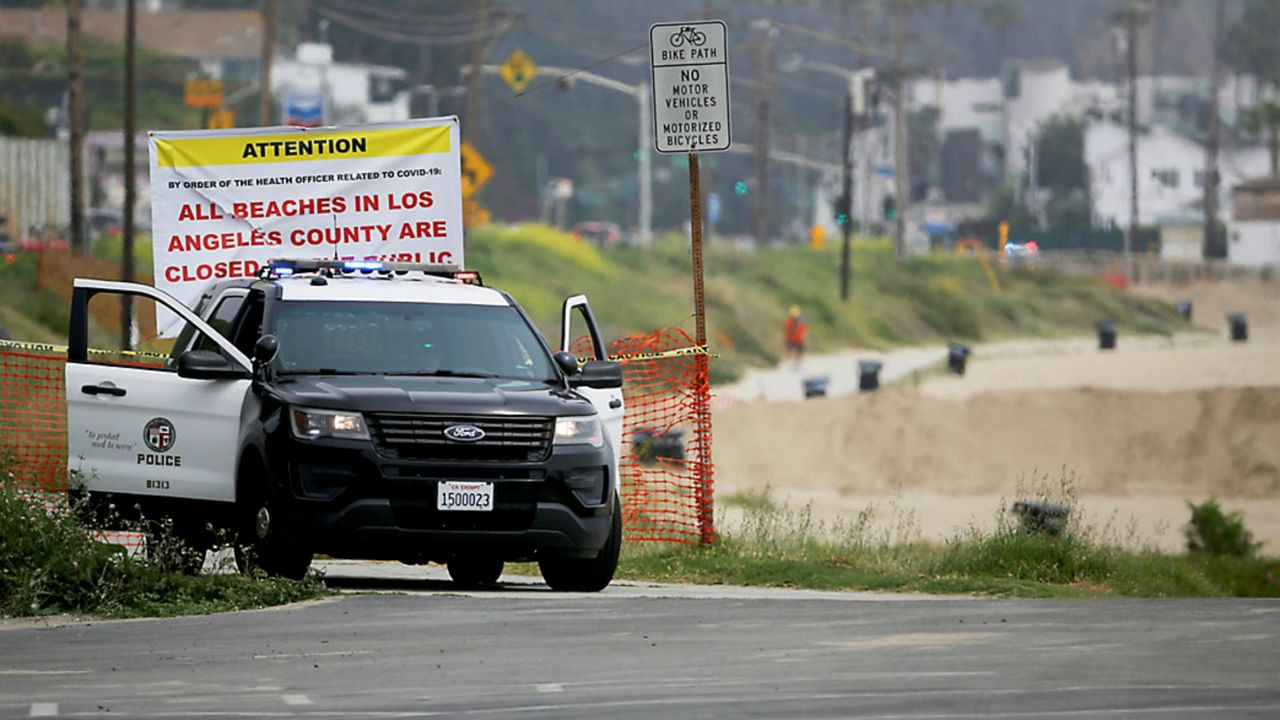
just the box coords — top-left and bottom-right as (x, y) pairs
(500, 50), (538, 94)
(184, 78), (224, 109)
(460, 142), (493, 199)
(207, 108), (235, 129)
(463, 198), (491, 228)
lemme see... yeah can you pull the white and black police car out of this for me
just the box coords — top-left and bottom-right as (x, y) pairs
(65, 259), (625, 591)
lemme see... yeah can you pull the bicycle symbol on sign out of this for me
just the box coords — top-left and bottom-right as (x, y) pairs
(669, 26), (707, 48)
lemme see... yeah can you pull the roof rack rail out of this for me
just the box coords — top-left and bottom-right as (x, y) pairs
(260, 258), (482, 285)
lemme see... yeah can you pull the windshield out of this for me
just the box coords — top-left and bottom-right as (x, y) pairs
(273, 300), (556, 381)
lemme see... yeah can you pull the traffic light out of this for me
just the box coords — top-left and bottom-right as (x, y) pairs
(882, 194), (897, 221)
(833, 193), (851, 226)
(998, 221), (1009, 246)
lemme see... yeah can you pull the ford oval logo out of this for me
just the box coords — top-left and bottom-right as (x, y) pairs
(443, 425), (486, 442)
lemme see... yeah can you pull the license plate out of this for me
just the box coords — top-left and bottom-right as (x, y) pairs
(437, 481), (494, 512)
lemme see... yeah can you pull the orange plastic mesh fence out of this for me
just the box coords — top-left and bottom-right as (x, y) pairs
(578, 327), (715, 545)
(2, 326), (716, 545)
(0, 349), (67, 490)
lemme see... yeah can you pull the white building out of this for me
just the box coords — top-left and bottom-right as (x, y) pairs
(1002, 60), (1118, 179)
(1087, 121), (1270, 228)
(273, 43), (411, 126)
(1230, 176), (1280, 267)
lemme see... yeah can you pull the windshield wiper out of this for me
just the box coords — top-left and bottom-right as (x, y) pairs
(280, 369), (367, 376)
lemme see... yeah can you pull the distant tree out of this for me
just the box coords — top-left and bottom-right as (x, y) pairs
(1035, 116), (1087, 192)
(1045, 188), (1093, 237)
(979, 0), (1023, 65)
(908, 106), (939, 201)
(1149, 0), (1180, 78)
(0, 99), (46, 138)
(985, 179), (1037, 233)
(1241, 100), (1280, 174)
(1222, 0), (1280, 85)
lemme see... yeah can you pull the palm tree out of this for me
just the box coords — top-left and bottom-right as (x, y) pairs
(979, 0), (1023, 68)
(1242, 100), (1280, 175)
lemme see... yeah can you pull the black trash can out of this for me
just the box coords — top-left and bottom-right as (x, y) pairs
(1011, 500), (1070, 536)
(1228, 313), (1248, 342)
(802, 376), (829, 399)
(1175, 300), (1193, 322)
(632, 428), (686, 464)
(947, 343), (970, 376)
(1096, 320), (1117, 351)
(857, 360), (882, 392)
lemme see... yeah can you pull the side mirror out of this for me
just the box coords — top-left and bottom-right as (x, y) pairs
(254, 334), (280, 366)
(572, 360), (623, 389)
(553, 351), (581, 376)
(177, 350), (249, 380)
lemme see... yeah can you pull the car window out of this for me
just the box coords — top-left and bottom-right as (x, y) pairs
(273, 300), (556, 380)
(192, 294), (245, 355)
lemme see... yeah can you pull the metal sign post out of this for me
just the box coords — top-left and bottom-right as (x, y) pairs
(650, 20), (730, 545)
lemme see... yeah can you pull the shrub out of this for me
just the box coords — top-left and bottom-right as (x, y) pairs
(1185, 499), (1261, 557)
(0, 458), (324, 617)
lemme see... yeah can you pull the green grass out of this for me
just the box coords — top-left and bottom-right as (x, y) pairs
(0, 462), (327, 618)
(3, 225), (1184, 382)
(466, 226), (1184, 381)
(616, 475), (1280, 599)
(0, 253), (71, 344)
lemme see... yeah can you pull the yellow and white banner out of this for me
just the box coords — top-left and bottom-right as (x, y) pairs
(148, 117), (463, 332)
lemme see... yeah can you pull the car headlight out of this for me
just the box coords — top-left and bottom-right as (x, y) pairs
(290, 407), (370, 441)
(554, 415), (604, 448)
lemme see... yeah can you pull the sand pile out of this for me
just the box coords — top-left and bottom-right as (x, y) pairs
(712, 279), (1280, 552)
(714, 386), (1280, 500)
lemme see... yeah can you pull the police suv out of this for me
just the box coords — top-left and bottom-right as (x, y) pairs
(65, 259), (625, 591)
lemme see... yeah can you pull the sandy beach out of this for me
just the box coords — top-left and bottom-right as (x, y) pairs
(712, 280), (1280, 553)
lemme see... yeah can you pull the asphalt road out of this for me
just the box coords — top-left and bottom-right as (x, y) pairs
(1, 562), (1278, 719)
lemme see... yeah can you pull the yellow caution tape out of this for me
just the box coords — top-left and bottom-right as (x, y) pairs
(2, 337), (713, 366)
(609, 345), (717, 363)
(0, 339), (170, 361)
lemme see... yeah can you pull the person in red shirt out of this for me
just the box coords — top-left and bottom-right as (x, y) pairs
(784, 305), (808, 366)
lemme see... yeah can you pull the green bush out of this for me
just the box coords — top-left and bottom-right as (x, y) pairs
(0, 459), (325, 617)
(1185, 499), (1261, 557)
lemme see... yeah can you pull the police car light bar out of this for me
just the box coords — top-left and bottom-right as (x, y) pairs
(263, 258), (483, 285)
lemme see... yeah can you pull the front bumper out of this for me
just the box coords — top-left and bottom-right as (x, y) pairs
(268, 436), (615, 563)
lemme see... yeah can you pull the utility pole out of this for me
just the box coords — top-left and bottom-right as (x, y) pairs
(891, 2), (909, 261)
(839, 89), (854, 301)
(1203, 0), (1225, 260)
(259, 0), (276, 125)
(67, 0), (86, 255)
(889, 5), (908, 259)
(752, 22), (774, 247)
(121, 0), (137, 350)
(858, 2), (871, 240)
(1124, 3), (1142, 274)
(464, 0), (490, 139)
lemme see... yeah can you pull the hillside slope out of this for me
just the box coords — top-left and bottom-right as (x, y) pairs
(2, 225), (1184, 381)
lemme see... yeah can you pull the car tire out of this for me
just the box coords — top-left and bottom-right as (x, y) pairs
(233, 468), (312, 581)
(447, 556), (505, 587)
(538, 498), (622, 592)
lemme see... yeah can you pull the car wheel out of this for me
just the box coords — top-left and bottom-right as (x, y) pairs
(538, 498), (622, 592)
(234, 471), (312, 581)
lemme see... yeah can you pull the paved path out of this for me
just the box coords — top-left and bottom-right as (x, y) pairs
(1, 566), (1276, 719)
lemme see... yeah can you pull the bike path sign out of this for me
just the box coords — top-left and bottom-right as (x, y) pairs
(650, 20), (730, 154)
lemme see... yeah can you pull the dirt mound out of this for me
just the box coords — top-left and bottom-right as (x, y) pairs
(715, 386), (1280, 501)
